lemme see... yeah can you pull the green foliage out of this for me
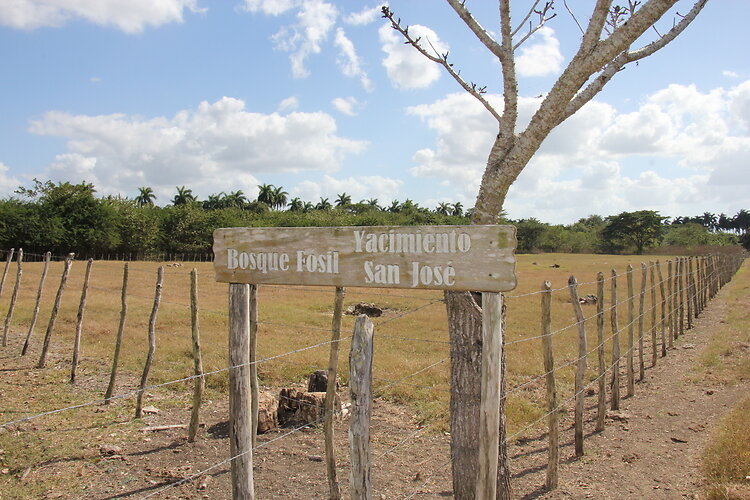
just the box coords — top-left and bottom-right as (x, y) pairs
(602, 210), (667, 254)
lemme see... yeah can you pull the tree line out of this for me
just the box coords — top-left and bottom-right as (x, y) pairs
(0, 180), (747, 258)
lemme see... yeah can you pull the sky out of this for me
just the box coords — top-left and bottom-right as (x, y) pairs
(0, 0), (748, 224)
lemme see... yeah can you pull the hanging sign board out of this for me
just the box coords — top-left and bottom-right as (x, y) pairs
(213, 225), (517, 292)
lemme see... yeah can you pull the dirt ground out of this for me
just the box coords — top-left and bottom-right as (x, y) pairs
(1, 270), (748, 499)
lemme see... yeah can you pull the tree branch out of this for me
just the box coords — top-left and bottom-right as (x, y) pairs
(512, 0), (544, 37)
(512, 5), (557, 51)
(499, 0), (518, 139)
(381, 6), (502, 123)
(580, 0), (613, 53)
(445, 0), (504, 60)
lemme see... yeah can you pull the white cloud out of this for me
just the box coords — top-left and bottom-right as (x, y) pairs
(278, 96), (299, 112)
(269, 0), (337, 78)
(241, 0), (297, 16)
(29, 97), (367, 200)
(334, 28), (373, 91)
(723, 70), (739, 78)
(407, 80), (750, 222)
(0, 0), (203, 33)
(0, 163), (21, 197)
(343, 4), (384, 26)
(515, 26), (563, 78)
(293, 174), (402, 204)
(332, 97), (359, 116)
(379, 23), (446, 90)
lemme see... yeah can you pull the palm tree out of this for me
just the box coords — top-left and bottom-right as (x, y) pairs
(388, 200), (401, 213)
(288, 197), (304, 212)
(257, 183), (274, 206)
(172, 186), (196, 206)
(302, 201), (314, 213)
(203, 193), (223, 210)
(452, 202), (464, 217)
(335, 192), (352, 208)
(436, 202), (451, 215)
(135, 186), (156, 207)
(316, 197), (332, 211)
(365, 198), (380, 210)
(271, 186), (288, 210)
(224, 190), (247, 209)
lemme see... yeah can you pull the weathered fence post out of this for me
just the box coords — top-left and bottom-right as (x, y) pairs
(22, 251), (51, 356)
(638, 263), (647, 381)
(135, 266), (163, 418)
(540, 281), (558, 489)
(656, 261), (667, 358)
(0, 248), (14, 304)
(325, 286), (346, 500)
(248, 284), (259, 448)
(105, 263), (129, 402)
(567, 277), (587, 458)
(37, 253), (75, 368)
(687, 257), (694, 329)
(650, 262), (657, 367)
(595, 272), (606, 432)
(672, 259), (679, 340)
(349, 314), (374, 500)
(667, 260), (674, 348)
(229, 283), (255, 500)
(626, 264), (635, 398)
(188, 268), (204, 443)
(679, 258), (685, 338)
(70, 258), (93, 383)
(610, 269), (620, 410)
(2, 249), (23, 347)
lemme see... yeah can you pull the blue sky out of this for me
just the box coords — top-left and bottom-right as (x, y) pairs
(1, 0), (748, 223)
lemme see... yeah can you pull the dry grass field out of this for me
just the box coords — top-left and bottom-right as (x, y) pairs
(3, 251), (727, 498)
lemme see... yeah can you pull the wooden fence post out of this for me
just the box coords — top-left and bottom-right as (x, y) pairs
(667, 260), (674, 348)
(638, 263), (646, 382)
(22, 251), (51, 356)
(349, 314), (374, 500)
(656, 261), (667, 358)
(2, 249), (23, 347)
(687, 256), (694, 330)
(188, 268), (204, 443)
(325, 286), (346, 500)
(248, 284), (259, 448)
(679, 258), (685, 338)
(540, 281), (558, 488)
(672, 259), (680, 340)
(610, 269), (620, 411)
(229, 283), (255, 500)
(626, 264), (635, 398)
(135, 266), (163, 418)
(70, 258), (93, 383)
(0, 248), (14, 303)
(105, 263), (129, 402)
(650, 262), (657, 367)
(596, 272), (606, 432)
(567, 277), (587, 458)
(37, 253), (75, 368)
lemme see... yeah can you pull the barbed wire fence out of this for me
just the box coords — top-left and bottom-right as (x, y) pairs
(0, 248), (745, 498)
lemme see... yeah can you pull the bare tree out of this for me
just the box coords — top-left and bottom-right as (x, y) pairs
(383, 1), (708, 497)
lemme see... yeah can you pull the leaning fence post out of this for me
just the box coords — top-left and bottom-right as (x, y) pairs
(687, 257), (694, 328)
(22, 251), (51, 356)
(638, 263), (646, 382)
(678, 258), (685, 338)
(248, 284), (259, 448)
(188, 268), (204, 443)
(135, 266), (163, 418)
(595, 272), (606, 432)
(349, 314), (374, 500)
(540, 281), (558, 488)
(105, 263), (129, 402)
(70, 258), (93, 383)
(667, 260), (674, 348)
(672, 259), (680, 341)
(626, 264), (635, 398)
(568, 277), (587, 457)
(650, 262), (657, 367)
(2, 248), (23, 347)
(37, 253), (75, 368)
(0, 248), (15, 304)
(228, 283), (255, 500)
(656, 261), (667, 358)
(610, 269), (620, 411)
(325, 286), (346, 500)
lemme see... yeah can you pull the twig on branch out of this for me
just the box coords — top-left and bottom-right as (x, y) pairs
(513, 3), (557, 51)
(381, 5), (501, 122)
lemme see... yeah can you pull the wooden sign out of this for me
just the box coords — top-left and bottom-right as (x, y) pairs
(213, 225), (517, 292)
